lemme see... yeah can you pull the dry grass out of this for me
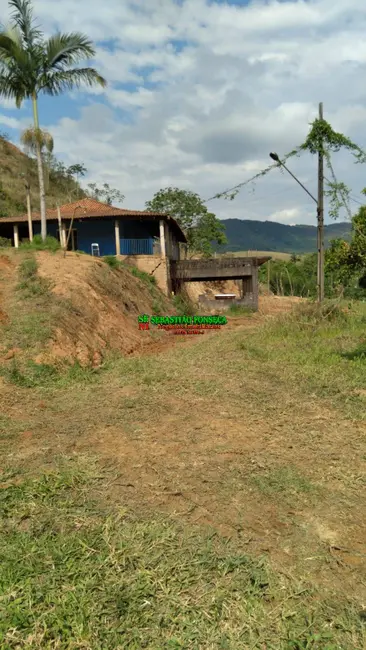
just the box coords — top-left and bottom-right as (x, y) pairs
(0, 283), (365, 646)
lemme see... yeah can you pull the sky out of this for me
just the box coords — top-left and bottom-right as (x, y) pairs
(0, 0), (366, 226)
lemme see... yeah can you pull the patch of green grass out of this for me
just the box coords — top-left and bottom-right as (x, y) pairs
(0, 463), (364, 650)
(18, 257), (38, 281)
(341, 342), (366, 361)
(227, 304), (254, 316)
(152, 300), (163, 315)
(20, 234), (60, 253)
(103, 255), (120, 269)
(251, 466), (320, 501)
(3, 312), (52, 349)
(0, 359), (105, 388)
(129, 264), (156, 285)
(16, 256), (52, 297)
(236, 301), (366, 418)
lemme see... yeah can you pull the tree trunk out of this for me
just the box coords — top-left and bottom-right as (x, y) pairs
(32, 95), (47, 241)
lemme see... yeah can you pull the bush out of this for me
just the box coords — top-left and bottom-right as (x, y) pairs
(18, 257), (38, 282)
(0, 236), (11, 247)
(173, 292), (195, 316)
(20, 234), (60, 252)
(290, 300), (349, 324)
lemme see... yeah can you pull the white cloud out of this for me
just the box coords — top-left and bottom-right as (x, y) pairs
(0, 114), (21, 129)
(0, 0), (366, 229)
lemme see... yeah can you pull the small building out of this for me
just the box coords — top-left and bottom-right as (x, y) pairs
(0, 198), (187, 294)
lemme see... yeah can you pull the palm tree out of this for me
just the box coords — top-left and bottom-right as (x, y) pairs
(0, 0), (106, 240)
(21, 126), (54, 240)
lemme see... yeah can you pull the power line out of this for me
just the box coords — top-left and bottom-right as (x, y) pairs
(204, 161), (279, 203)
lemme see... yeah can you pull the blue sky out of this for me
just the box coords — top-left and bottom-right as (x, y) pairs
(0, 0), (365, 225)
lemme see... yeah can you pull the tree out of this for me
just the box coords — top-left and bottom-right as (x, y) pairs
(67, 163), (87, 183)
(145, 187), (227, 257)
(86, 182), (125, 205)
(0, 0), (106, 239)
(325, 205), (366, 296)
(21, 125), (54, 192)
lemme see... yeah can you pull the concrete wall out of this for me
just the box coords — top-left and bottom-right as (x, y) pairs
(119, 254), (171, 295)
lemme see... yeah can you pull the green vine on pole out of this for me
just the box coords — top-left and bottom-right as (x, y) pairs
(209, 116), (366, 219)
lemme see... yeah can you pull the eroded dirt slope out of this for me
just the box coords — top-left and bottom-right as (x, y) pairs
(0, 250), (172, 366)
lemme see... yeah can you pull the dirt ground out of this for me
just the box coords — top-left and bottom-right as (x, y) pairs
(1, 293), (365, 612)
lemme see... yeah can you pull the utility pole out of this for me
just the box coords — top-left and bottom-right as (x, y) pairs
(317, 102), (324, 303)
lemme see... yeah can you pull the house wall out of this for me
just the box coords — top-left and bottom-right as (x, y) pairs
(33, 218), (160, 257)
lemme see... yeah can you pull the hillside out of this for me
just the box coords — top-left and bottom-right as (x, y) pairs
(218, 219), (352, 254)
(0, 250), (174, 369)
(0, 135), (86, 218)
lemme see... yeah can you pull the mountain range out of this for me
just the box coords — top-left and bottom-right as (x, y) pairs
(218, 219), (352, 254)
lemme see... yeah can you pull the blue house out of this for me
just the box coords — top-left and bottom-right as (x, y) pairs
(0, 198), (187, 293)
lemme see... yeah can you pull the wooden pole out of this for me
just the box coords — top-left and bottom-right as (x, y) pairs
(57, 205), (64, 248)
(317, 102), (324, 303)
(267, 259), (271, 293)
(64, 206), (84, 258)
(25, 181), (33, 241)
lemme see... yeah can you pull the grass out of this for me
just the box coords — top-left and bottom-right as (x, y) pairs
(251, 466), (320, 501)
(227, 304), (254, 316)
(1, 298), (366, 647)
(172, 291), (196, 316)
(16, 256), (52, 297)
(0, 359), (103, 388)
(19, 235), (60, 253)
(0, 461), (364, 650)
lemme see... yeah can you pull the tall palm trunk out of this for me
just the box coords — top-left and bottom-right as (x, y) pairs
(32, 94), (47, 240)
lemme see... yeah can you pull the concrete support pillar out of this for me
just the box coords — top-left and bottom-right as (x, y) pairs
(242, 276), (253, 297)
(115, 220), (121, 256)
(13, 224), (19, 248)
(159, 219), (166, 259)
(61, 223), (67, 249)
(242, 268), (259, 309)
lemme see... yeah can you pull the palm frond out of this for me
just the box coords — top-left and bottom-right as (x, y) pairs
(46, 32), (96, 67)
(21, 126), (54, 153)
(0, 30), (26, 66)
(0, 71), (25, 106)
(40, 67), (106, 94)
(8, 0), (42, 47)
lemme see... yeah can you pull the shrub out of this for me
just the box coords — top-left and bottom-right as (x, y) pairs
(103, 255), (120, 269)
(173, 292), (195, 316)
(130, 266), (156, 285)
(18, 257), (38, 282)
(0, 236), (11, 247)
(290, 300), (349, 324)
(20, 234), (60, 253)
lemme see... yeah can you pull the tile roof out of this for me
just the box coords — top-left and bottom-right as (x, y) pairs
(0, 197), (187, 242)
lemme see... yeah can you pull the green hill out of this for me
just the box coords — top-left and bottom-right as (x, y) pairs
(0, 134), (86, 218)
(217, 219), (352, 254)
